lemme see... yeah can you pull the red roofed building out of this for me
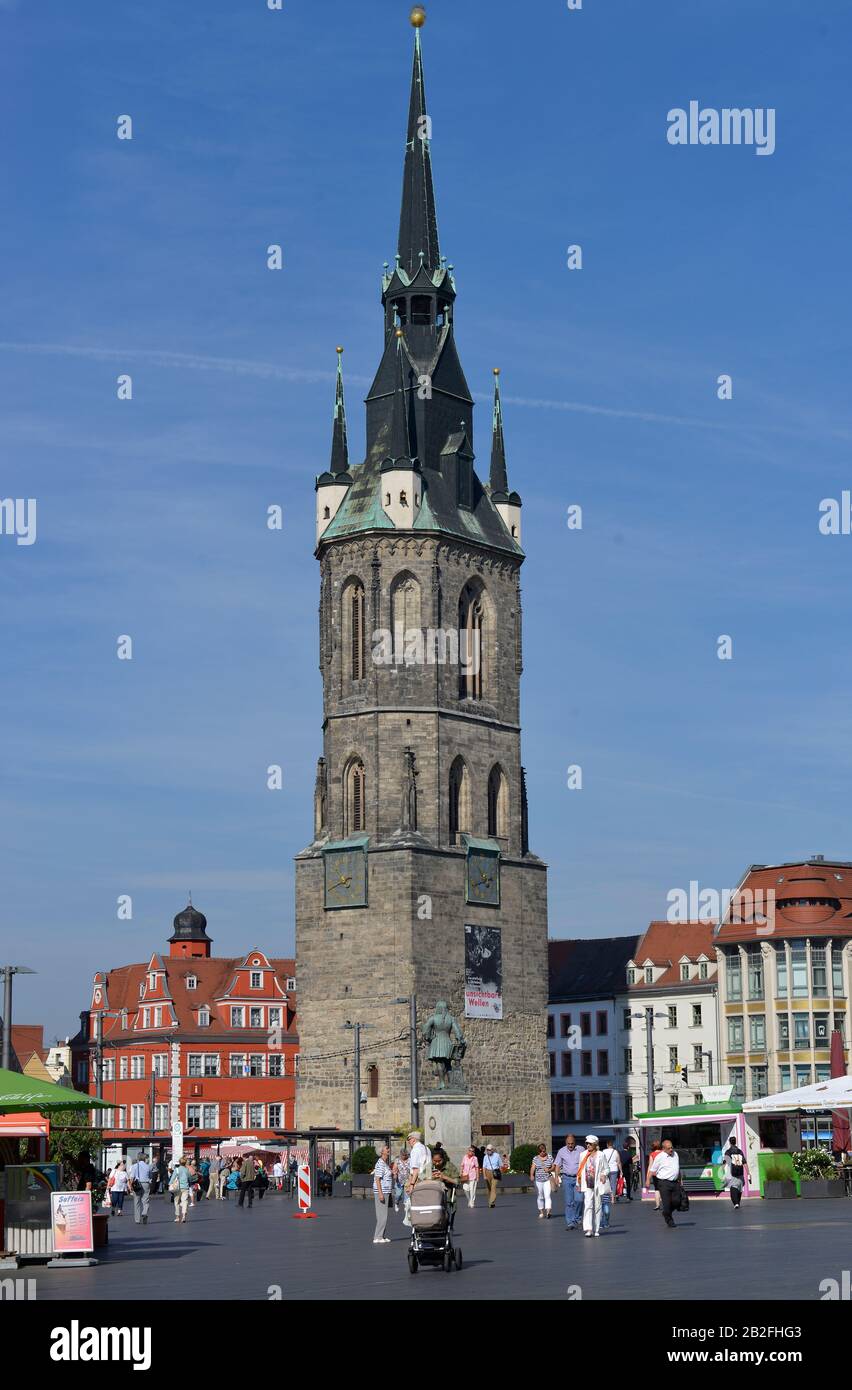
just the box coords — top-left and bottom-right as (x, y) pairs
(714, 858), (852, 1104)
(71, 903), (298, 1156)
(625, 921), (719, 1117)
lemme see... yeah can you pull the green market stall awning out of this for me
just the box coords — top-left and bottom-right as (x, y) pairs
(0, 1067), (110, 1115)
(635, 1101), (743, 1121)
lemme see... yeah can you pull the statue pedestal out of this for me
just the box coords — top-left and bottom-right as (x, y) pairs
(421, 1093), (472, 1164)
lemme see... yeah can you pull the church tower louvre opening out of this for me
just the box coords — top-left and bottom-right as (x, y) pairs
(296, 10), (550, 1147)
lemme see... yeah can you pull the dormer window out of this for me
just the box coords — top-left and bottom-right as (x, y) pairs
(139, 983), (144, 999)
(186, 975), (197, 990)
(250, 971), (263, 990)
(680, 964), (690, 981)
(149, 972), (157, 990)
(199, 1007), (210, 1027)
(627, 968), (636, 985)
(645, 966), (653, 984)
(286, 976), (296, 991)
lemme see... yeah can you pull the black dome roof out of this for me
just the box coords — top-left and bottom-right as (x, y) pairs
(170, 903), (209, 938)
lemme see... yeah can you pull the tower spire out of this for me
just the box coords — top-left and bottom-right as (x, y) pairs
(489, 368), (509, 498)
(329, 346), (349, 475)
(398, 12), (440, 278)
(387, 330), (415, 465)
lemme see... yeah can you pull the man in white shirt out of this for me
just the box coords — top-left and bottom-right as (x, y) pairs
(481, 1145), (503, 1208)
(649, 1139), (681, 1227)
(404, 1130), (431, 1227)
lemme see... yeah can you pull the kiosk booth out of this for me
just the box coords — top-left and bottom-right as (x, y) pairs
(635, 1094), (754, 1197)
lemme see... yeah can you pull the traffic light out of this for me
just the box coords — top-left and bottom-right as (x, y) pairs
(681, 1067), (689, 1085)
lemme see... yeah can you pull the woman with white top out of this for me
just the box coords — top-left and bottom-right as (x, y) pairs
(109, 1160), (129, 1216)
(577, 1135), (612, 1237)
(460, 1146), (480, 1208)
(530, 1143), (556, 1219)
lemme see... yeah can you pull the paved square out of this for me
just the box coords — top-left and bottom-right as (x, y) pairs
(22, 1190), (852, 1301)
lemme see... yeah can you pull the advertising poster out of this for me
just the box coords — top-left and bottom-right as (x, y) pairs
(464, 924), (503, 1019)
(51, 1190), (94, 1254)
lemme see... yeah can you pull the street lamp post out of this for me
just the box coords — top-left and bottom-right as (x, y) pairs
(701, 1050), (714, 1086)
(631, 1008), (669, 1113)
(342, 1022), (370, 1134)
(0, 965), (37, 1070)
(393, 995), (419, 1128)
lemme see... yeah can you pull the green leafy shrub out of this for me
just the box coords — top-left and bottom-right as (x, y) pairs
(764, 1164), (794, 1183)
(351, 1144), (380, 1174)
(510, 1143), (538, 1174)
(791, 1147), (837, 1180)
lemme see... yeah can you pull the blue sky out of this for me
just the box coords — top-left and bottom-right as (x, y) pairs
(2, 0), (851, 1040)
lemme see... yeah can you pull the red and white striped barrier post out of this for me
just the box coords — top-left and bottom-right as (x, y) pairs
(291, 1162), (318, 1219)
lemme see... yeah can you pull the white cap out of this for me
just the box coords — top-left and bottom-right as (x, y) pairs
(486, 1143), (494, 1150)
(585, 1134), (599, 1145)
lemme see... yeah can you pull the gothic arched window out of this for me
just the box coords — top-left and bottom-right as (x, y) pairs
(344, 758), (366, 835)
(458, 582), (485, 700)
(487, 764), (508, 839)
(390, 572), (421, 664)
(448, 756), (471, 844)
(342, 579), (366, 682)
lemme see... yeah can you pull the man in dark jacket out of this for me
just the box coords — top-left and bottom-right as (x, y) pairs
(237, 1154), (256, 1207)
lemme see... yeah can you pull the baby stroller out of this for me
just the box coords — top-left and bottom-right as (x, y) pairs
(407, 1180), (463, 1273)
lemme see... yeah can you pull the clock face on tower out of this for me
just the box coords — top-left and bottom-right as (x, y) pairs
(466, 848), (500, 906)
(323, 844), (368, 909)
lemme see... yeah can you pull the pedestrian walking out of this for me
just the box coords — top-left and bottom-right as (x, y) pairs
(255, 1159), (269, 1200)
(109, 1161), (129, 1216)
(649, 1139), (681, 1228)
(372, 1144), (393, 1244)
(482, 1144), (502, 1208)
(553, 1134), (584, 1229)
(224, 1165), (240, 1199)
(461, 1145), (480, 1208)
(601, 1138), (621, 1229)
(207, 1153), (222, 1200)
(618, 1140), (636, 1201)
(577, 1135), (612, 1238)
(186, 1160), (199, 1205)
(169, 1158), (191, 1223)
(723, 1139), (748, 1209)
(403, 1130), (431, 1227)
(392, 1149), (410, 1213)
(237, 1154), (256, 1208)
(530, 1143), (556, 1219)
(646, 1140), (663, 1209)
(273, 1159), (284, 1192)
(130, 1155), (152, 1225)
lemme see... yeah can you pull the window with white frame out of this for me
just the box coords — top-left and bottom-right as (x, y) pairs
(101, 1057), (115, 1082)
(268, 1007), (282, 1029)
(188, 1054), (203, 1078)
(645, 966), (653, 984)
(186, 1105), (201, 1129)
(142, 1009), (151, 1028)
(130, 1055), (145, 1080)
(154, 1104), (168, 1130)
(699, 961), (709, 980)
(249, 1007), (263, 1028)
(230, 1054), (247, 1077)
(198, 1007), (210, 1027)
(131, 1104), (145, 1130)
(229, 1104), (246, 1129)
(693, 1045), (703, 1071)
(118, 1106), (127, 1130)
(202, 1104), (218, 1129)
(149, 973), (157, 990)
(680, 963), (690, 981)
(248, 1054), (265, 1078)
(668, 1045), (678, 1072)
(203, 1053), (219, 1077)
(667, 1005), (677, 1028)
(120, 1056), (128, 1080)
(268, 1054), (284, 1078)
(250, 971), (263, 989)
(152, 1053), (168, 1078)
(286, 976), (296, 991)
(691, 1004), (702, 1027)
(231, 1007), (245, 1028)
(268, 1104), (283, 1129)
(186, 975), (197, 990)
(101, 1108), (115, 1129)
(249, 1104), (264, 1128)
(153, 1006), (163, 1027)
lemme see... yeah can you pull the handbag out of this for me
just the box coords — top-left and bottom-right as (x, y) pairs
(616, 1174), (625, 1197)
(678, 1181), (690, 1212)
(549, 1172), (560, 1192)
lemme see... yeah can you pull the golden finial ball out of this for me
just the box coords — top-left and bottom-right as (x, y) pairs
(396, 327), (404, 338)
(336, 345), (344, 354)
(493, 367), (501, 376)
(410, 6), (426, 27)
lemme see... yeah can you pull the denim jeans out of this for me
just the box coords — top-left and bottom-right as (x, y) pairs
(563, 1176), (583, 1226)
(599, 1175), (616, 1229)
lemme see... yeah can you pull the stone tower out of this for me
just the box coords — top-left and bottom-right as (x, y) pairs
(295, 14), (550, 1148)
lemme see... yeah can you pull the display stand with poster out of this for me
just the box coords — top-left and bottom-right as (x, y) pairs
(46, 1190), (98, 1268)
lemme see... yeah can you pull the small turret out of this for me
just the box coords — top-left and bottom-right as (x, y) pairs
(316, 348), (353, 543)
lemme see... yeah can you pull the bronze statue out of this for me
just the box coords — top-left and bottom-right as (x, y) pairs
(422, 1000), (466, 1090)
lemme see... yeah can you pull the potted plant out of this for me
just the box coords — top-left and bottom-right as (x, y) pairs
(763, 1162), (797, 1200)
(791, 1147), (844, 1198)
(350, 1144), (379, 1195)
(500, 1144), (537, 1192)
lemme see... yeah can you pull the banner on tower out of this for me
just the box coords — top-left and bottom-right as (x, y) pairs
(464, 924), (503, 1019)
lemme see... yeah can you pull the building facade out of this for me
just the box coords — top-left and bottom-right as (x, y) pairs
(714, 858), (852, 1102)
(548, 936), (640, 1146)
(73, 904), (298, 1151)
(625, 921), (720, 1118)
(295, 17), (550, 1144)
